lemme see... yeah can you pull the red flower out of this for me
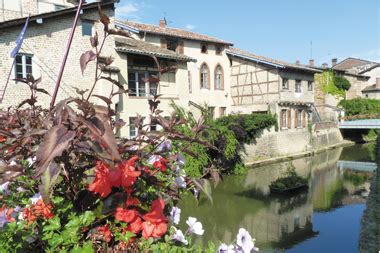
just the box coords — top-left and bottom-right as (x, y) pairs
(141, 198), (167, 239)
(115, 207), (138, 223)
(23, 200), (54, 224)
(126, 197), (140, 207)
(153, 157), (168, 172)
(98, 224), (112, 242)
(0, 136), (6, 143)
(127, 217), (143, 234)
(88, 161), (112, 198)
(119, 157), (141, 189)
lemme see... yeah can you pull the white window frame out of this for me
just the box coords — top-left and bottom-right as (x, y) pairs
(282, 78), (289, 89)
(297, 109), (302, 128)
(281, 109), (288, 129)
(129, 117), (137, 138)
(214, 65), (223, 90)
(15, 54), (33, 79)
(307, 81), (313, 91)
(128, 71), (158, 97)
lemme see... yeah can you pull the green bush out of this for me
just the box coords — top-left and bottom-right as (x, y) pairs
(171, 105), (277, 176)
(338, 98), (380, 116)
(334, 75), (351, 91)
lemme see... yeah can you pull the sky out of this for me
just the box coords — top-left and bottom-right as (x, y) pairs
(114, 0), (380, 66)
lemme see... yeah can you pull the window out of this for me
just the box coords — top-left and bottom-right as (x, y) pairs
(166, 39), (178, 52)
(295, 80), (301, 93)
(128, 71), (158, 97)
(129, 117), (137, 138)
(208, 107), (215, 119)
(214, 65), (224, 90)
(296, 110), (302, 128)
(150, 118), (158, 131)
(200, 63), (209, 89)
(201, 43), (208, 54)
(219, 107), (226, 117)
(15, 54), (33, 79)
(82, 21), (93, 36)
(308, 81), (313, 91)
(280, 109), (287, 129)
(282, 78), (289, 89)
(215, 45), (223, 55)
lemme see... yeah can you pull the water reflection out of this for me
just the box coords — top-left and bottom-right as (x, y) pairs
(179, 144), (375, 251)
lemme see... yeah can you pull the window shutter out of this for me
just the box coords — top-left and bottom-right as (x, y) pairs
(302, 111), (307, 128)
(177, 41), (184, 54)
(280, 111), (284, 129)
(294, 109), (298, 128)
(160, 38), (167, 49)
(287, 110), (291, 129)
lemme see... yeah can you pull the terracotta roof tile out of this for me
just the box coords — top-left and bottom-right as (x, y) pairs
(115, 37), (195, 62)
(226, 47), (321, 73)
(116, 20), (233, 45)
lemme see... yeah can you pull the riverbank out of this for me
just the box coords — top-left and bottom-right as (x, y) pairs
(244, 138), (354, 168)
(359, 137), (380, 252)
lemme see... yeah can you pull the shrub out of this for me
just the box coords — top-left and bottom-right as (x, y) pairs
(338, 98), (380, 116)
(334, 75), (351, 91)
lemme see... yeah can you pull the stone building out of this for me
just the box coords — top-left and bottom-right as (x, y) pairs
(0, 1), (116, 108)
(226, 47), (321, 131)
(0, 0), (75, 22)
(115, 20), (233, 119)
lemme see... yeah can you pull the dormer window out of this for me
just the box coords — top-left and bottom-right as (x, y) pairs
(201, 43), (208, 54)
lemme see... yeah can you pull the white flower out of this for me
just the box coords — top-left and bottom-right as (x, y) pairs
(186, 217), (204, 235)
(30, 193), (42, 204)
(0, 181), (10, 193)
(26, 156), (36, 165)
(172, 228), (188, 245)
(170, 206), (181, 225)
(147, 155), (161, 165)
(218, 243), (235, 253)
(175, 176), (186, 188)
(236, 228), (259, 253)
(156, 140), (172, 152)
(10, 161), (16, 166)
(16, 187), (25, 192)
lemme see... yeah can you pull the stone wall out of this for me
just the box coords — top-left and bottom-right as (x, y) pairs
(242, 124), (344, 163)
(0, 5), (115, 109)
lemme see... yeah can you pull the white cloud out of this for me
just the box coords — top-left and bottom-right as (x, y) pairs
(185, 24), (195, 30)
(116, 2), (140, 20)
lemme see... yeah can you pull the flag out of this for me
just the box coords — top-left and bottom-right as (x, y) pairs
(10, 15), (30, 58)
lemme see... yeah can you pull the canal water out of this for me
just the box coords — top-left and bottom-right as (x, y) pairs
(179, 144), (376, 252)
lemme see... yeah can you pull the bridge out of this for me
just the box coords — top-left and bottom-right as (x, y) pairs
(338, 119), (380, 129)
(337, 160), (377, 172)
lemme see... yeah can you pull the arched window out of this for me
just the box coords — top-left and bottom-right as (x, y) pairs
(214, 65), (224, 90)
(200, 63), (209, 89)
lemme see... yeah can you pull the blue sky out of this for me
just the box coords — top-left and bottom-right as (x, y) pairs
(115, 0), (380, 66)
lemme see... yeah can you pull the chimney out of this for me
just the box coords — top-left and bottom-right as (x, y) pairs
(295, 60), (300, 65)
(332, 58), (338, 67)
(159, 19), (166, 28)
(309, 59), (315, 67)
(321, 63), (329, 69)
(376, 77), (380, 89)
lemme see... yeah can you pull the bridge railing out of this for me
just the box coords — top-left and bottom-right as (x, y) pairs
(341, 113), (380, 121)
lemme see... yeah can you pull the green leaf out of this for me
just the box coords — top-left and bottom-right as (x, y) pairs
(43, 216), (61, 232)
(72, 242), (94, 253)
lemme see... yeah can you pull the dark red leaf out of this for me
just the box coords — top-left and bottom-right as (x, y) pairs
(90, 31), (98, 47)
(92, 94), (112, 105)
(80, 50), (97, 74)
(35, 125), (76, 176)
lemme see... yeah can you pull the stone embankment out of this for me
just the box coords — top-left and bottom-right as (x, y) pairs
(359, 136), (380, 253)
(242, 122), (352, 167)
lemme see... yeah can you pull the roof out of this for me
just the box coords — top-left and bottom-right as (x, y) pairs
(0, 1), (116, 29)
(226, 47), (321, 73)
(333, 57), (379, 71)
(362, 84), (380, 93)
(115, 20), (233, 46)
(115, 37), (196, 62)
(358, 63), (380, 74)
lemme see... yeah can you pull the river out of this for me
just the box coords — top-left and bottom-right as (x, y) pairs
(179, 144), (376, 252)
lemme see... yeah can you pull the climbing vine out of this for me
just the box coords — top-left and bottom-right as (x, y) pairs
(315, 71), (351, 98)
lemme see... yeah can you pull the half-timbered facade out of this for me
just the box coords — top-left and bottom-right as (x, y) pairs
(226, 47), (321, 131)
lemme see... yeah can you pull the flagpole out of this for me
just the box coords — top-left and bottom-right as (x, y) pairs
(1, 58), (16, 103)
(50, 0), (84, 109)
